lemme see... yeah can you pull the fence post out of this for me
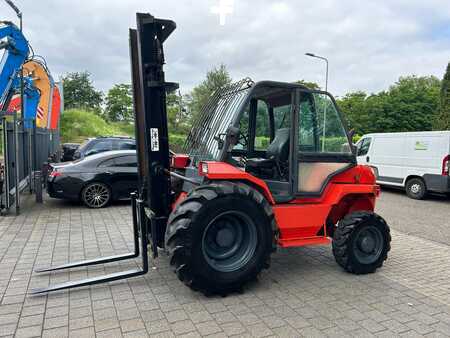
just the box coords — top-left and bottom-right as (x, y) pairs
(13, 113), (20, 215)
(1, 117), (9, 211)
(34, 170), (42, 203)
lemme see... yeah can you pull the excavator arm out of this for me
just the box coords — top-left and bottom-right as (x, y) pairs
(0, 21), (29, 108)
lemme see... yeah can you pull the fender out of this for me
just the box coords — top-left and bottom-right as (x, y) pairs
(201, 161), (276, 204)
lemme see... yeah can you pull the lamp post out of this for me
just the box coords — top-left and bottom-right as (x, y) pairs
(305, 52), (328, 92)
(305, 52), (329, 151)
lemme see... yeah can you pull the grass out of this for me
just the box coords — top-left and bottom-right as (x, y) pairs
(60, 109), (187, 151)
(60, 109), (135, 143)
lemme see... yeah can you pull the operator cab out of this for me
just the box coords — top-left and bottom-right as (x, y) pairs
(227, 82), (355, 202)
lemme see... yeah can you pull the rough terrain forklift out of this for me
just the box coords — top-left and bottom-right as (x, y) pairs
(32, 13), (391, 295)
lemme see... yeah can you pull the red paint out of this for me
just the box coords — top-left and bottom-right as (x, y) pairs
(200, 162), (379, 248)
(203, 161), (275, 204)
(171, 154), (190, 169)
(442, 155), (449, 176)
(50, 86), (61, 130)
(6, 95), (21, 114)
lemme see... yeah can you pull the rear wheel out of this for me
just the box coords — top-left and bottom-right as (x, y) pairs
(165, 181), (277, 295)
(81, 182), (111, 208)
(332, 211), (391, 274)
(405, 177), (426, 200)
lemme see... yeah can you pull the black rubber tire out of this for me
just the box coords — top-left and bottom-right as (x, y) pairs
(81, 182), (111, 208)
(332, 211), (391, 274)
(405, 178), (427, 200)
(165, 181), (277, 295)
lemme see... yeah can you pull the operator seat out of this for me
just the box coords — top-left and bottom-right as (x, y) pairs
(246, 128), (290, 176)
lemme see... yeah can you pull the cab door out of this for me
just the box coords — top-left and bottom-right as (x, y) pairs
(294, 90), (355, 196)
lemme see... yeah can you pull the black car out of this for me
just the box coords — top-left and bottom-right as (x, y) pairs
(73, 136), (136, 160)
(48, 150), (138, 208)
(61, 143), (80, 162)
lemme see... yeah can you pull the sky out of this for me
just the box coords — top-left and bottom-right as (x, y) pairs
(1, 0), (449, 97)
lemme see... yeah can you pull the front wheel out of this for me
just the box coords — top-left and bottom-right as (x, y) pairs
(332, 211), (391, 274)
(165, 182), (277, 295)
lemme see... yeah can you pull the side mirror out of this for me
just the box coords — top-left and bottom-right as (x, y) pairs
(347, 128), (355, 141)
(225, 126), (240, 151)
(347, 129), (356, 154)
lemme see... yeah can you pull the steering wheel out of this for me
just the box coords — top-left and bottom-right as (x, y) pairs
(239, 133), (248, 147)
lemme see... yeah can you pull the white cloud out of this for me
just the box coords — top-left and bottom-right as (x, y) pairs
(1, 0), (449, 96)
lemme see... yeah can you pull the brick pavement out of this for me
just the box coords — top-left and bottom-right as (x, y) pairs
(0, 195), (450, 337)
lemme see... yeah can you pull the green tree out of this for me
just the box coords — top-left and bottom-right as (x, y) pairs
(167, 92), (190, 135)
(386, 75), (440, 132)
(105, 84), (133, 122)
(62, 71), (103, 113)
(187, 64), (232, 123)
(433, 62), (450, 130)
(337, 75), (441, 135)
(296, 80), (321, 90)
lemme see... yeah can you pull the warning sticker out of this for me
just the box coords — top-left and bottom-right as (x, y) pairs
(150, 128), (160, 151)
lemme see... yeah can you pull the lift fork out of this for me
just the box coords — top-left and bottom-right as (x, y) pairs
(31, 193), (149, 294)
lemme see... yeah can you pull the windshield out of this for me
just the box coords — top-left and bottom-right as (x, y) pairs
(184, 78), (254, 162)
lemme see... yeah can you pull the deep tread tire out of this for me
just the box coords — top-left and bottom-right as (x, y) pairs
(332, 211), (391, 274)
(405, 178), (426, 200)
(165, 181), (277, 295)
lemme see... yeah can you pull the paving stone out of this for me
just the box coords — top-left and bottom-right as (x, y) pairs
(96, 328), (123, 338)
(122, 329), (149, 337)
(170, 319), (196, 335)
(68, 326), (96, 337)
(188, 309), (213, 324)
(146, 318), (171, 335)
(220, 321), (247, 336)
(120, 318), (146, 333)
(0, 323), (16, 336)
(14, 325), (42, 338)
(381, 319), (411, 334)
(69, 316), (94, 330)
(165, 309), (188, 323)
(44, 315), (69, 329)
(42, 326), (69, 338)
(195, 320), (222, 335)
(247, 322), (273, 337)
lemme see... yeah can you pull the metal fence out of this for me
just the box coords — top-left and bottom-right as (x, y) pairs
(0, 114), (60, 214)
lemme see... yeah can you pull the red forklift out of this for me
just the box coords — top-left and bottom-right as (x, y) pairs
(32, 13), (390, 295)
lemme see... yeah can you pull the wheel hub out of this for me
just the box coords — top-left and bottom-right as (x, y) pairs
(202, 211), (257, 273)
(216, 228), (234, 247)
(353, 226), (384, 264)
(359, 236), (375, 253)
(410, 184), (421, 194)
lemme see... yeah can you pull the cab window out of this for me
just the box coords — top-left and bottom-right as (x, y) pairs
(255, 101), (270, 151)
(298, 93), (351, 154)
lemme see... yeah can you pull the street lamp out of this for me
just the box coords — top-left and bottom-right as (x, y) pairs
(305, 52), (328, 92)
(305, 52), (329, 151)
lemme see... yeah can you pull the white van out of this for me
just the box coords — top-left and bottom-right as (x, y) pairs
(356, 131), (450, 199)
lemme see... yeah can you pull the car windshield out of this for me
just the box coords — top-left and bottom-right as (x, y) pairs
(184, 78), (254, 162)
(78, 138), (92, 151)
